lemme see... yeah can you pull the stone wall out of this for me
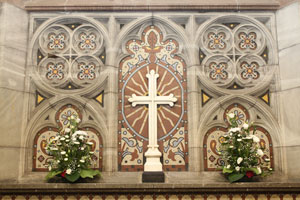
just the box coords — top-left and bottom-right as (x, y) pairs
(0, 3), (28, 181)
(276, 1), (300, 179)
(0, 0), (299, 182)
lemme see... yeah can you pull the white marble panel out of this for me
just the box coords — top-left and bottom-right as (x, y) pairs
(278, 43), (300, 91)
(0, 147), (21, 180)
(276, 1), (300, 50)
(279, 88), (300, 147)
(285, 146), (300, 179)
(0, 89), (25, 147)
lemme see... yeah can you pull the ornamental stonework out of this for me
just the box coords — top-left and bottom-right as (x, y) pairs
(203, 103), (274, 171)
(118, 25), (188, 171)
(33, 105), (103, 171)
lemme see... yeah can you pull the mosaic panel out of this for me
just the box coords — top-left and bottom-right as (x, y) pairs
(200, 20), (270, 89)
(33, 104), (103, 171)
(118, 25), (188, 171)
(204, 104), (274, 171)
(35, 22), (104, 90)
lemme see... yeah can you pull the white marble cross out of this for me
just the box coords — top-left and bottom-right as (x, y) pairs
(129, 70), (177, 171)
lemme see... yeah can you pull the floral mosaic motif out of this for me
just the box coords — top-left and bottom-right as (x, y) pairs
(224, 103), (250, 127)
(240, 61), (260, 80)
(203, 127), (227, 170)
(207, 32), (227, 50)
(46, 62), (65, 80)
(77, 62), (96, 80)
(47, 32), (66, 51)
(56, 104), (82, 129)
(208, 62), (228, 80)
(118, 25), (188, 171)
(33, 105), (103, 171)
(78, 32), (97, 51)
(238, 32), (257, 51)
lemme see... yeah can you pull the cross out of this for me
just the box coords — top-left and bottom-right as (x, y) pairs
(128, 69), (177, 171)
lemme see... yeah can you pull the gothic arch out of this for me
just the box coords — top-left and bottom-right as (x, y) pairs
(22, 97), (107, 175)
(197, 95), (283, 172)
(114, 16), (192, 67)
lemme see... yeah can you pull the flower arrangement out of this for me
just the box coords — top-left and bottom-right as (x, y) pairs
(220, 113), (272, 183)
(45, 115), (101, 183)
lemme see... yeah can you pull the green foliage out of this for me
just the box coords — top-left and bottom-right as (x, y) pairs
(80, 169), (101, 179)
(228, 173), (245, 183)
(45, 115), (101, 183)
(45, 170), (62, 181)
(220, 113), (272, 183)
(65, 171), (81, 183)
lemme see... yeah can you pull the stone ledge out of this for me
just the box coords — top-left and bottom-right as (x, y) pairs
(1, 182), (300, 194)
(23, 0), (281, 11)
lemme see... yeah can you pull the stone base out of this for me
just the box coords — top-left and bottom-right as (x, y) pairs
(142, 171), (165, 183)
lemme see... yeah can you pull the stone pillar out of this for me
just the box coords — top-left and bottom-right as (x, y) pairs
(276, 1), (300, 179)
(0, 3), (28, 181)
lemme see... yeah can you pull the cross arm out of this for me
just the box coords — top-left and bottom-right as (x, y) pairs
(155, 94), (177, 107)
(128, 94), (151, 107)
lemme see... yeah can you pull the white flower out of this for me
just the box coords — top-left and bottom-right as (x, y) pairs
(253, 135), (260, 143)
(60, 137), (65, 141)
(235, 166), (240, 171)
(71, 115), (75, 119)
(77, 165), (81, 167)
(80, 147), (85, 151)
(257, 167), (262, 174)
(229, 127), (241, 133)
(229, 146), (234, 148)
(243, 123), (249, 130)
(246, 135), (253, 139)
(89, 152), (94, 155)
(80, 159), (85, 163)
(70, 125), (75, 129)
(57, 142), (62, 146)
(228, 113), (235, 118)
(79, 135), (84, 140)
(74, 141), (80, 145)
(87, 142), (93, 145)
(76, 118), (81, 123)
(65, 128), (71, 133)
(64, 158), (68, 161)
(65, 139), (70, 143)
(264, 158), (270, 162)
(50, 147), (58, 151)
(65, 135), (69, 138)
(257, 149), (264, 156)
(237, 139), (242, 142)
(229, 132), (233, 136)
(226, 165), (231, 169)
(66, 169), (72, 174)
(74, 131), (87, 136)
(61, 151), (66, 155)
(48, 166), (52, 171)
(57, 160), (60, 163)
(237, 157), (243, 164)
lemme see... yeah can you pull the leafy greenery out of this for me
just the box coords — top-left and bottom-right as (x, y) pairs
(45, 115), (101, 183)
(220, 113), (272, 183)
